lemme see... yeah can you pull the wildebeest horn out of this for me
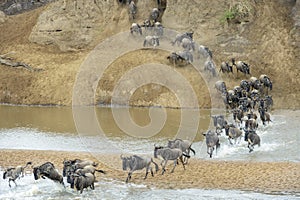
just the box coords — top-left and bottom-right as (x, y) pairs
(120, 154), (124, 159)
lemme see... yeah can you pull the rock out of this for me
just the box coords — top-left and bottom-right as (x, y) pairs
(29, 0), (158, 52)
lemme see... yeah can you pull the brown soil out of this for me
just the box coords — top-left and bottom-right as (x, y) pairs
(0, 149), (299, 193)
(0, 1), (299, 108)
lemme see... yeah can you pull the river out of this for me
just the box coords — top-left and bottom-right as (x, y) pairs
(0, 105), (299, 199)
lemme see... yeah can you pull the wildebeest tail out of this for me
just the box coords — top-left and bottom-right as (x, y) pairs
(182, 153), (191, 158)
(189, 147), (196, 155)
(95, 169), (106, 174)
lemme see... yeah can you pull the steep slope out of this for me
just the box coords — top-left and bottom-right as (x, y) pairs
(0, 0), (299, 108)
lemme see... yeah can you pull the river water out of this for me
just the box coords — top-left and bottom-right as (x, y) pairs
(0, 105), (299, 199)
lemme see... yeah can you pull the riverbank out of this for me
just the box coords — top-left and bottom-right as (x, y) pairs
(0, 149), (299, 194)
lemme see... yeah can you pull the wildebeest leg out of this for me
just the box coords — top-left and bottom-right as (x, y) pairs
(179, 156), (186, 170)
(171, 160), (177, 173)
(162, 160), (168, 175)
(144, 165), (150, 179)
(150, 166), (154, 177)
(126, 171), (132, 183)
(228, 137), (233, 145)
(91, 183), (95, 190)
(207, 147), (212, 158)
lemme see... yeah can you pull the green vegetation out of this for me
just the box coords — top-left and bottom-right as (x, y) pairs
(220, 1), (253, 24)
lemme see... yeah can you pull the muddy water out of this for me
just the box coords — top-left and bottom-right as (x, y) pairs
(0, 105), (299, 199)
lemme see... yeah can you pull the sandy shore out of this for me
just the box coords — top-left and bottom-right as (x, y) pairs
(0, 149), (299, 194)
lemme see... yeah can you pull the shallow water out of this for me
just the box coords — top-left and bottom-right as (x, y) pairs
(0, 105), (299, 199)
(0, 174), (298, 200)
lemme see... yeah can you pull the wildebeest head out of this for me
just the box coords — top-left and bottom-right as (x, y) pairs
(33, 167), (40, 180)
(153, 145), (164, 158)
(120, 155), (130, 171)
(3, 171), (7, 179)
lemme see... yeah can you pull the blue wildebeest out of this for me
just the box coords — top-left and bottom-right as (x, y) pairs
(3, 162), (32, 187)
(224, 125), (243, 145)
(259, 74), (272, 95)
(120, 155), (159, 183)
(143, 35), (159, 47)
(73, 172), (96, 194)
(215, 80), (227, 94)
(259, 108), (272, 125)
(219, 62), (233, 74)
(181, 38), (195, 51)
(128, 0), (137, 20)
(67, 165), (105, 189)
(211, 114), (228, 134)
(130, 23), (142, 36)
(33, 162), (64, 187)
(149, 8), (160, 23)
(232, 58), (250, 76)
(203, 130), (220, 158)
(167, 52), (185, 66)
(264, 95), (273, 111)
(167, 139), (195, 163)
(154, 22), (163, 36)
(177, 50), (193, 64)
(244, 130), (261, 152)
(204, 60), (217, 77)
(63, 159), (98, 177)
(198, 45), (212, 60)
(154, 146), (190, 175)
(172, 32), (193, 46)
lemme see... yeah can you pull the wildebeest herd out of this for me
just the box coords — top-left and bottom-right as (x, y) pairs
(2, 0), (275, 194)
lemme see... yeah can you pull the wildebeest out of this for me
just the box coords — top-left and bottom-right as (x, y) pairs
(120, 155), (159, 183)
(259, 108), (272, 125)
(63, 159), (98, 177)
(130, 23), (142, 36)
(143, 35), (159, 47)
(215, 80), (227, 94)
(264, 95), (273, 111)
(219, 62), (233, 74)
(33, 162), (64, 186)
(3, 162), (32, 187)
(149, 8), (160, 23)
(203, 130), (220, 158)
(167, 52), (185, 66)
(172, 32), (193, 46)
(232, 58), (250, 76)
(181, 37), (195, 51)
(204, 60), (217, 77)
(73, 173), (95, 194)
(259, 74), (272, 94)
(245, 130), (260, 152)
(75, 165), (106, 176)
(67, 165), (105, 189)
(154, 146), (189, 174)
(128, 0), (137, 20)
(232, 107), (244, 125)
(211, 115), (227, 134)
(198, 45), (212, 60)
(249, 76), (262, 91)
(224, 125), (243, 145)
(153, 22), (163, 36)
(244, 117), (258, 131)
(240, 79), (251, 93)
(167, 139), (195, 163)
(177, 50), (193, 64)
